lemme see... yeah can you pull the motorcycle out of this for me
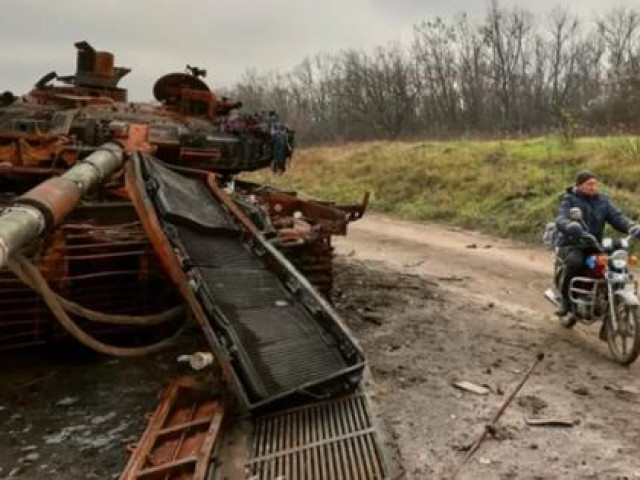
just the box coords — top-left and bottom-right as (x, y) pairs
(544, 208), (640, 365)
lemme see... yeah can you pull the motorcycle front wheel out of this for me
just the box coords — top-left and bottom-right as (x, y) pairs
(606, 302), (640, 365)
(559, 313), (577, 329)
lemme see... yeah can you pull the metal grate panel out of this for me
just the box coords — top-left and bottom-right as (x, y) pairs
(138, 157), (365, 410)
(179, 228), (351, 399)
(148, 159), (238, 233)
(175, 228), (261, 270)
(246, 392), (388, 480)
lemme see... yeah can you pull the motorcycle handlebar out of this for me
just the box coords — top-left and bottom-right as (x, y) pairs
(588, 234), (635, 253)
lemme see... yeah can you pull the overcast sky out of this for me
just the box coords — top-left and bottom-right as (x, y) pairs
(1, 0), (638, 100)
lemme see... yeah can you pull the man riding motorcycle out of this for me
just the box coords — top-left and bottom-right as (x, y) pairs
(555, 171), (640, 316)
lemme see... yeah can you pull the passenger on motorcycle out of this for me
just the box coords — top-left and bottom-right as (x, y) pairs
(555, 171), (640, 316)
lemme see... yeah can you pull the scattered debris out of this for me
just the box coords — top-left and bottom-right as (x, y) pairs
(21, 452), (40, 463)
(90, 412), (117, 425)
(525, 417), (575, 427)
(452, 380), (491, 396)
(571, 386), (590, 397)
(362, 312), (385, 326)
(452, 442), (473, 452)
(8, 466), (24, 477)
(517, 395), (548, 415)
(438, 275), (469, 282)
(55, 397), (79, 407)
(451, 353), (545, 479)
(177, 352), (214, 371)
(604, 383), (639, 396)
(43, 425), (89, 444)
(120, 377), (224, 480)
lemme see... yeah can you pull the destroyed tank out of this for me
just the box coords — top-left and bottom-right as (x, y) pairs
(0, 42), (368, 410)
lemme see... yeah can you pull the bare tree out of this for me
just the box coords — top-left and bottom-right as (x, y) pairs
(548, 7), (580, 113)
(413, 17), (460, 131)
(227, 2), (640, 144)
(456, 14), (488, 130)
(482, 1), (534, 131)
(598, 7), (640, 74)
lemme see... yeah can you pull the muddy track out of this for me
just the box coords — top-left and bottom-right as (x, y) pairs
(334, 214), (640, 479)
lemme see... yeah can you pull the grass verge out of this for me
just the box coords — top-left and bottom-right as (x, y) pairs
(243, 136), (640, 243)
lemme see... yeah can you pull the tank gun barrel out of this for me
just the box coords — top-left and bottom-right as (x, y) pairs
(0, 142), (124, 269)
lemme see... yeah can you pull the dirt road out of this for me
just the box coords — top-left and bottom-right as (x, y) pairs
(336, 213), (551, 314)
(1, 214), (640, 479)
(333, 214), (640, 479)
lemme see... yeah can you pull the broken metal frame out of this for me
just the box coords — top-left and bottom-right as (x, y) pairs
(120, 376), (225, 480)
(125, 154), (366, 411)
(206, 173), (364, 360)
(246, 389), (390, 480)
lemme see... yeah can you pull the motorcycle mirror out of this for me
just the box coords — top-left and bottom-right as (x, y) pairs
(569, 207), (583, 221)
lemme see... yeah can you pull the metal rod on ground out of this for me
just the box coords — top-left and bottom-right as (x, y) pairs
(450, 352), (545, 480)
(0, 142), (124, 269)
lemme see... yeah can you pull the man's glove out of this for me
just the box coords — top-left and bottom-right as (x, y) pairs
(630, 224), (640, 239)
(566, 221), (584, 238)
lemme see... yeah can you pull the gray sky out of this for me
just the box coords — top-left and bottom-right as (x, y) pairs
(1, 0), (637, 100)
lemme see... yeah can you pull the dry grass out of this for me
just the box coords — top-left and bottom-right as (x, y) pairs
(244, 136), (640, 242)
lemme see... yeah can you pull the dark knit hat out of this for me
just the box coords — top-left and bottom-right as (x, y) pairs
(575, 171), (597, 186)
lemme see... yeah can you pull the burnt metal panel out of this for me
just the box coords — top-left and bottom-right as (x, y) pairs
(120, 376), (224, 480)
(246, 391), (389, 480)
(132, 155), (365, 411)
(147, 160), (237, 234)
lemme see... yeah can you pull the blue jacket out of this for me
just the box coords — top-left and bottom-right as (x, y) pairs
(555, 187), (634, 245)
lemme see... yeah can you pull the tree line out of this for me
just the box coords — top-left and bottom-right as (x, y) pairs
(228, 2), (640, 145)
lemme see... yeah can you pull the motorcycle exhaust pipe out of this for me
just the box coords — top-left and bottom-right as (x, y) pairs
(544, 288), (560, 307)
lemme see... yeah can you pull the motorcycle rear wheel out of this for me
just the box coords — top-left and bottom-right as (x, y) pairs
(606, 303), (640, 365)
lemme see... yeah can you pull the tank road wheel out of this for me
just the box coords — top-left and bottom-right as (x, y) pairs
(606, 302), (640, 365)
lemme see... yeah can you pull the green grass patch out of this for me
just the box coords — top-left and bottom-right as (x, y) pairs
(243, 136), (640, 243)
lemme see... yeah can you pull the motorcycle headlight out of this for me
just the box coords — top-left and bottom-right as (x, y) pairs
(611, 249), (629, 270)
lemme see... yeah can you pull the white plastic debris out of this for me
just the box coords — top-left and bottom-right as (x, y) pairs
(177, 352), (214, 370)
(223, 180), (236, 193)
(91, 412), (117, 425)
(22, 452), (40, 463)
(452, 380), (490, 395)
